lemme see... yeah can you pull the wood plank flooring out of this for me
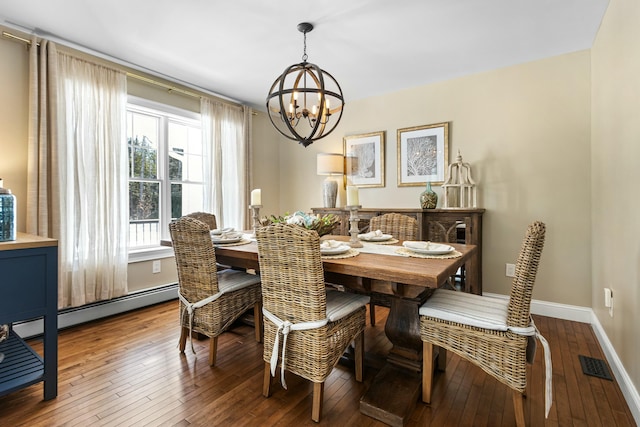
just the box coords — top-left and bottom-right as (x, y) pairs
(0, 300), (635, 426)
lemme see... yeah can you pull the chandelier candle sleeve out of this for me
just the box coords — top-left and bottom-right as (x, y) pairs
(346, 185), (359, 206)
(251, 189), (262, 206)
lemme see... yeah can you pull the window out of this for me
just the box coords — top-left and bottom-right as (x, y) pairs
(127, 98), (204, 249)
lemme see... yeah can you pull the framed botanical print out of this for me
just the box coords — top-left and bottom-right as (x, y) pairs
(397, 122), (449, 186)
(343, 131), (385, 188)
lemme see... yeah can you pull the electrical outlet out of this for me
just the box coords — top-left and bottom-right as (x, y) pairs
(152, 260), (161, 274)
(505, 263), (516, 277)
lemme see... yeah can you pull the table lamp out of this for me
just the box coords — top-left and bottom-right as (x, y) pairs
(316, 153), (343, 208)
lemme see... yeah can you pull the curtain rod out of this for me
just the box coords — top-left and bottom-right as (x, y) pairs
(3, 30), (201, 99)
(2, 29), (256, 110)
(2, 30), (34, 46)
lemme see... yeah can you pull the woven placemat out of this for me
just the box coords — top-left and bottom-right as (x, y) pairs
(213, 238), (252, 247)
(395, 247), (462, 259)
(363, 238), (399, 245)
(321, 248), (360, 259)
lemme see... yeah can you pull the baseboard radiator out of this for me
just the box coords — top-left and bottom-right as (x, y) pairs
(13, 284), (179, 339)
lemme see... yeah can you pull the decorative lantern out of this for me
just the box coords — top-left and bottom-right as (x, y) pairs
(442, 150), (477, 208)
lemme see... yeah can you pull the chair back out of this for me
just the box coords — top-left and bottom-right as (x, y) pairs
(369, 213), (418, 241)
(169, 216), (220, 301)
(256, 223), (327, 322)
(184, 211), (217, 230)
(507, 221), (546, 328)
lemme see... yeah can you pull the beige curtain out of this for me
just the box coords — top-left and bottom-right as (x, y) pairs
(201, 99), (251, 230)
(26, 37), (60, 239)
(27, 39), (129, 308)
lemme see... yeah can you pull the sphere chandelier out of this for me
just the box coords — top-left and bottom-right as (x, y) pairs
(266, 22), (345, 147)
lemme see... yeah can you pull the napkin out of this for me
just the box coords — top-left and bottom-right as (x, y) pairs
(212, 230), (242, 240)
(358, 229), (384, 239)
(211, 227), (234, 235)
(320, 239), (343, 249)
(403, 241), (433, 250)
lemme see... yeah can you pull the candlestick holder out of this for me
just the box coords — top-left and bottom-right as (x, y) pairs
(346, 205), (363, 248)
(249, 205), (262, 236)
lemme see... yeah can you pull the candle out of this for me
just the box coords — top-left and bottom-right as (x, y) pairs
(251, 189), (261, 206)
(346, 185), (359, 206)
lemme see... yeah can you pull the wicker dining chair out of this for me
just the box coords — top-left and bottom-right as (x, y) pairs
(256, 223), (369, 423)
(367, 213), (419, 326)
(184, 211), (231, 270)
(419, 221), (549, 427)
(184, 211), (217, 230)
(169, 216), (262, 366)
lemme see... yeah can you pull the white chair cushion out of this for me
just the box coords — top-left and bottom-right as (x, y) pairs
(419, 289), (509, 331)
(217, 269), (261, 294)
(325, 289), (370, 322)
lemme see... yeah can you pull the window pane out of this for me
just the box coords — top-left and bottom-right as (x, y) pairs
(187, 126), (203, 155)
(168, 121), (203, 181)
(171, 183), (204, 220)
(129, 181), (160, 247)
(129, 181), (160, 220)
(127, 112), (158, 179)
(129, 142), (158, 179)
(127, 111), (160, 178)
(185, 154), (203, 181)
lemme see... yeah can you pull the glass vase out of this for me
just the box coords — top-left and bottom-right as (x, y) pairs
(420, 182), (438, 209)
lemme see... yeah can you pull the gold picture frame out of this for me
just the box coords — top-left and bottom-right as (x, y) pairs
(397, 122), (449, 186)
(343, 131), (385, 188)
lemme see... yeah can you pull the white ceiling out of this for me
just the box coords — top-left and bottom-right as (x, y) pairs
(1, 0), (608, 110)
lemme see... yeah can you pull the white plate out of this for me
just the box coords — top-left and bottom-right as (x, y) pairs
(320, 245), (351, 255)
(358, 234), (393, 242)
(402, 241), (454, 255)
(212, 236), (242, 244)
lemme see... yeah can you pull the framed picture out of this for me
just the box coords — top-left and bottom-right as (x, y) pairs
(397, 122), (449, 186)
(343, 131), (385, 188)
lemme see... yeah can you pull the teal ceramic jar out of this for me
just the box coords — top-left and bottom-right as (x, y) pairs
(0, 186), (17, 241)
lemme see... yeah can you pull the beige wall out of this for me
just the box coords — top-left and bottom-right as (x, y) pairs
(0, 36), (29, 230)
(591, 0), (640, 395)
(127, 257), (177, 293)
(251, 112), (282, 220)
(279, 51), (593, 306)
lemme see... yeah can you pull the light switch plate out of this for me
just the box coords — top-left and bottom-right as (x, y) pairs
(505, 263), (516, 277)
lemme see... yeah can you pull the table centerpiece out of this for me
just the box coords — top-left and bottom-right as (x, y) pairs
(260, 211), (340, 237)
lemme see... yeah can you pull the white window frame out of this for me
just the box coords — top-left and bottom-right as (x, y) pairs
(127, 96), (202, 262)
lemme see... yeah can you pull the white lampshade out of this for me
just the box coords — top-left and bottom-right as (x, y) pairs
(316, 153), (343, 175)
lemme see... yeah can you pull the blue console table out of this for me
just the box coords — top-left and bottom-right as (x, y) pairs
(0, 233), (58, 400)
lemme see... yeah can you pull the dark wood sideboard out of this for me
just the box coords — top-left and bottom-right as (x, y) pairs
(311, 207), (484, 294)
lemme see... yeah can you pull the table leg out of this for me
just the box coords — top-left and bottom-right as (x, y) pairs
(360, 291), (429, 427)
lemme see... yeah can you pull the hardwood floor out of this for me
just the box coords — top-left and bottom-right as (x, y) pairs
(0, 300), (635, 426)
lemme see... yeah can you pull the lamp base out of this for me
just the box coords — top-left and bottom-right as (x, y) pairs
(322, 178), (338, 208)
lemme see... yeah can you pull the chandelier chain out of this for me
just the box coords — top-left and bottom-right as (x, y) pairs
(302, 31), (308, 62)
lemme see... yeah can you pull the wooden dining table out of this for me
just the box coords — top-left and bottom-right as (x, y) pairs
(162, 235), (477, 427)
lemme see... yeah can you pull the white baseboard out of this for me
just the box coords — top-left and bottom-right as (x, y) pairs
(590, 311), (640, 425)
(484, 292), (640, 425)
(13, 284), (178, 339)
